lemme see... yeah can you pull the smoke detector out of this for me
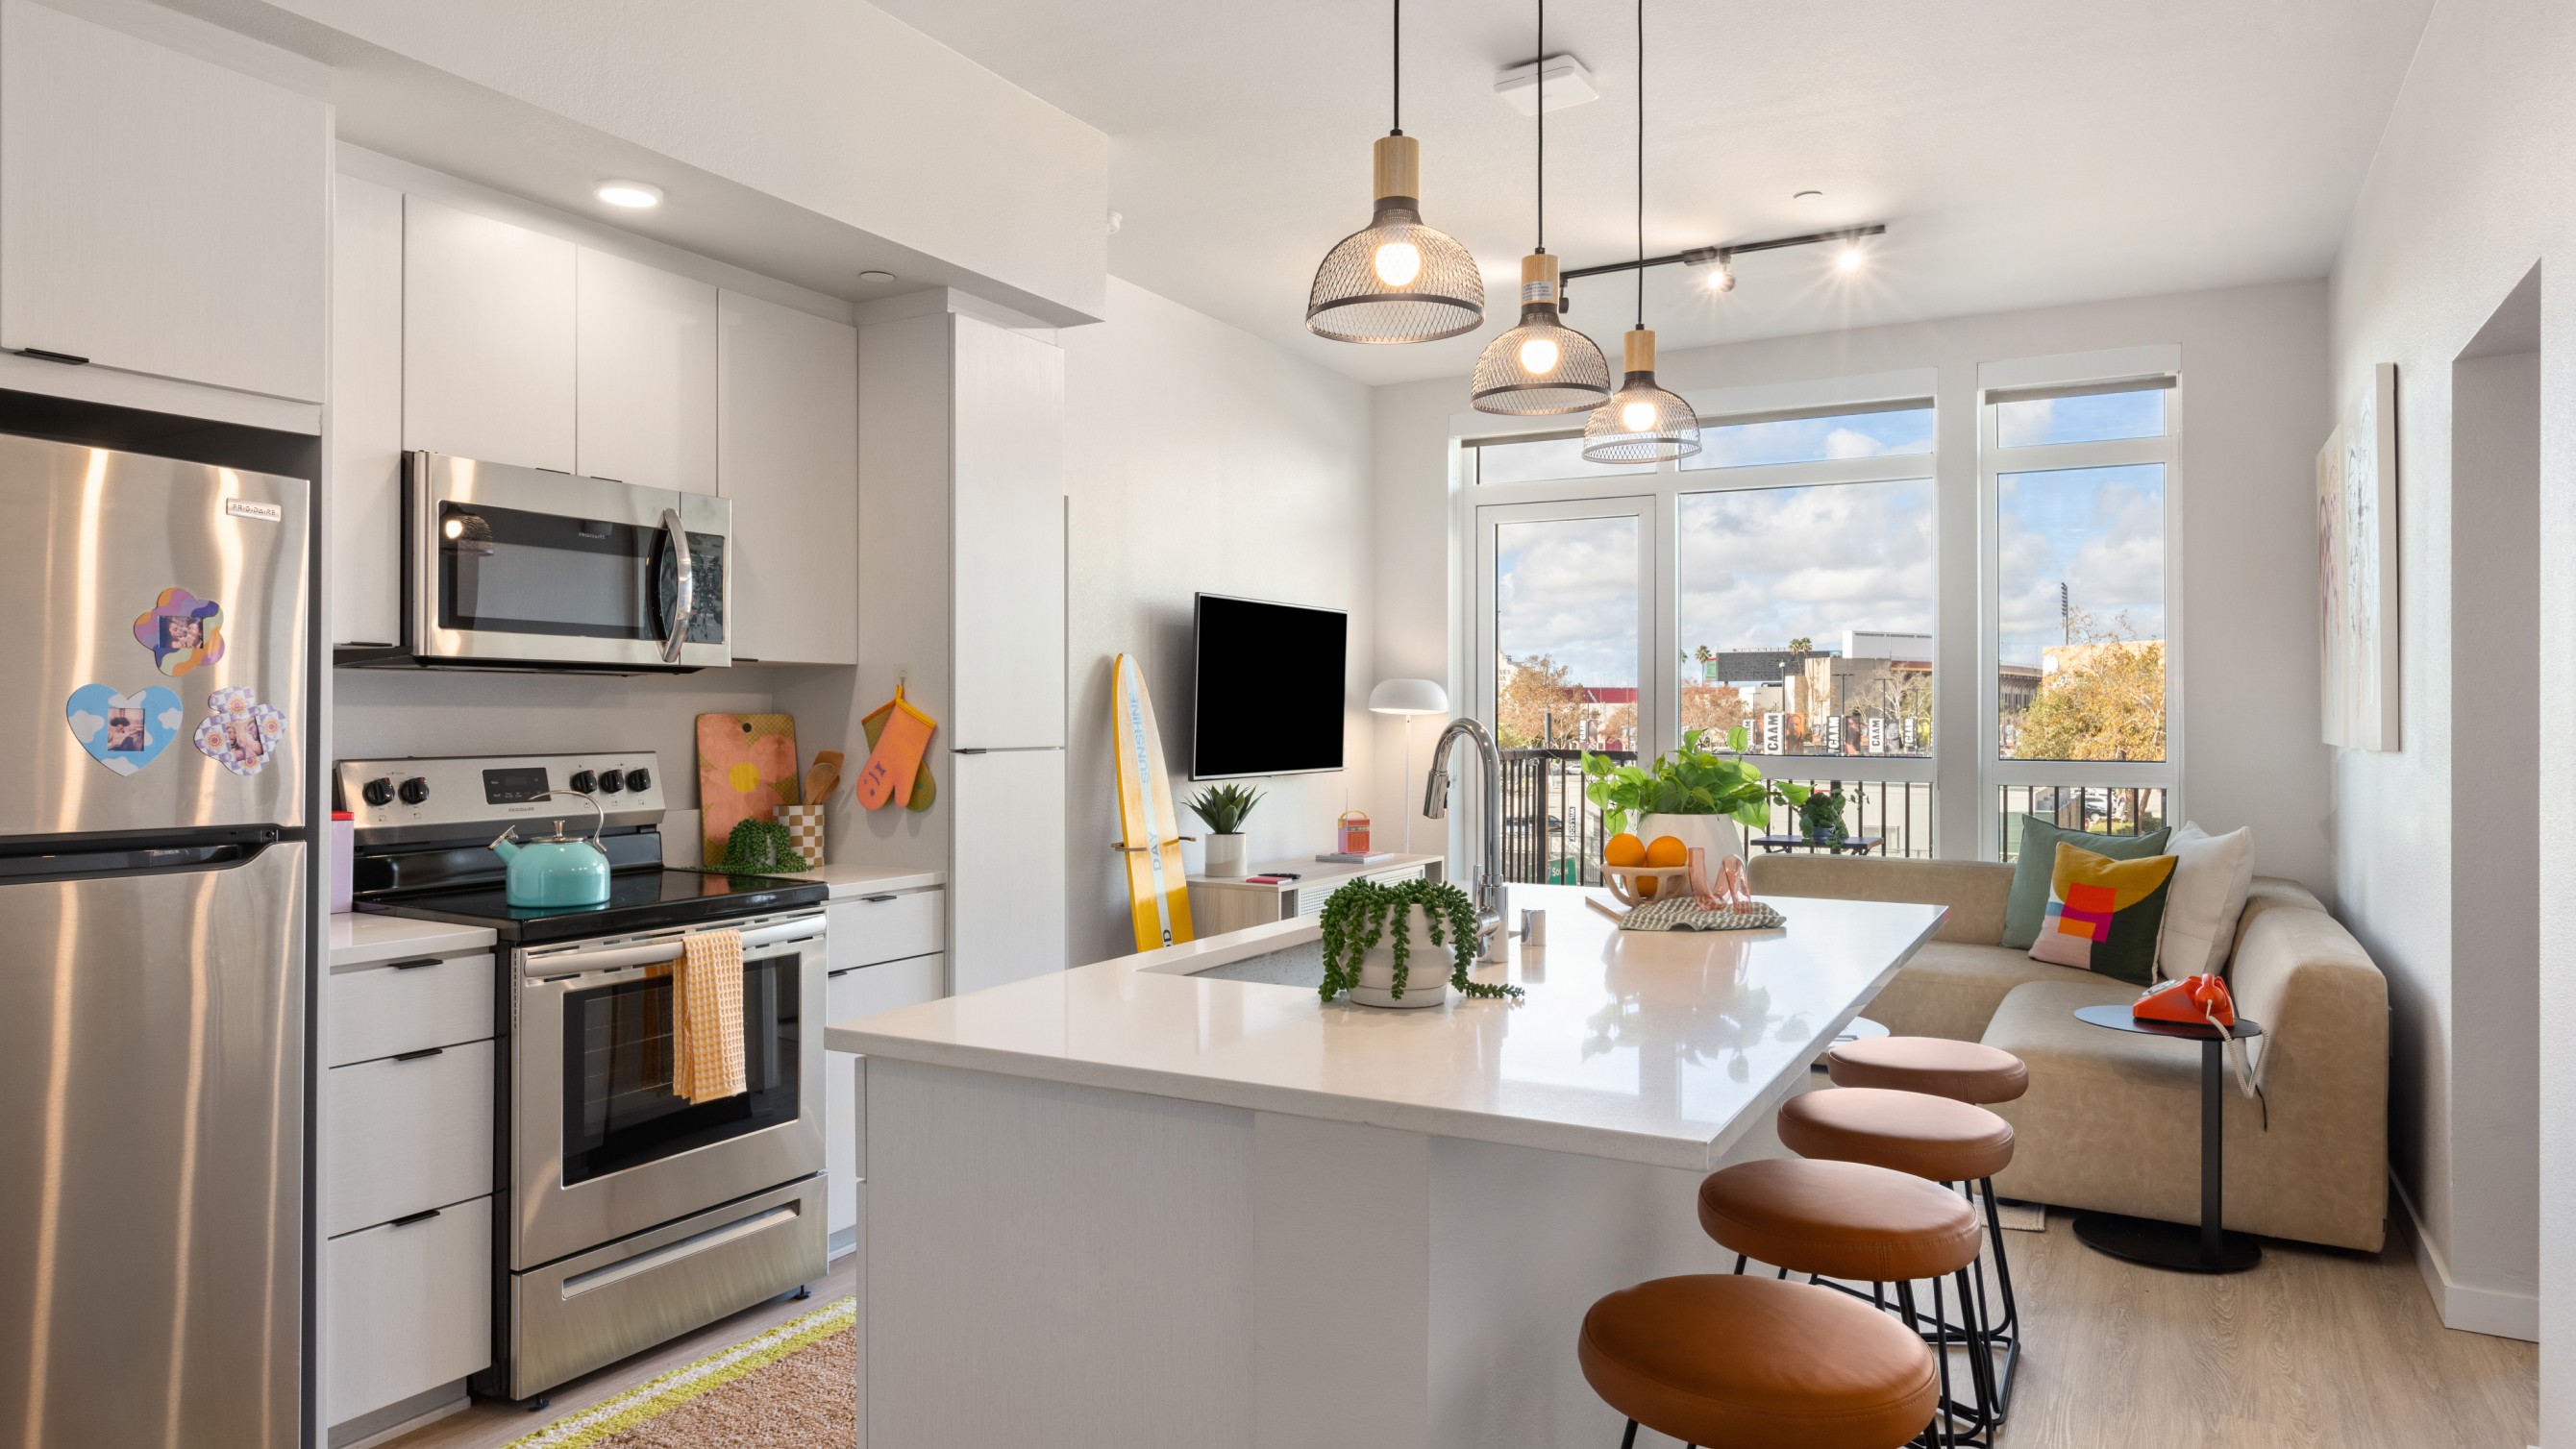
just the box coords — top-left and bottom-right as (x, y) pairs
(1494, 54), (1597, 115)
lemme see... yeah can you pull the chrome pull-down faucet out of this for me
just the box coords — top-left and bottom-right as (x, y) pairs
(1421, 716), (1507, 961)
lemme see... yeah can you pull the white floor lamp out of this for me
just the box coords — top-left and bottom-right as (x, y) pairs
(1368, 678), (1450, 852)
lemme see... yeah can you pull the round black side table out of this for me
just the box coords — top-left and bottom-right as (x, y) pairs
(2068, 1003), (2264, 1273)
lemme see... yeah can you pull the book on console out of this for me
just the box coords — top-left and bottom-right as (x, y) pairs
(1314, 851), (1396, 864)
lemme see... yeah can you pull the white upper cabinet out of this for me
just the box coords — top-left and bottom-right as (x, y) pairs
(0, 0), (327, 401)
(403, 196), (576, 472)
(578, 249), (715, 493)
(718, 290), (857, 664)
(330, 175), (404, 649)
(950, 314), (1065, 749)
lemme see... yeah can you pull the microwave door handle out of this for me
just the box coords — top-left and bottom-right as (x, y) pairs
(658, 506), (693, 665)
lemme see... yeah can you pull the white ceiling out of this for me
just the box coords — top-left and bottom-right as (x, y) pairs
(870, 0), (2434, 384)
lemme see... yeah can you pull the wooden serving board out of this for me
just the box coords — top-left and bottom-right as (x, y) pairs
(696, 712), (802, 867)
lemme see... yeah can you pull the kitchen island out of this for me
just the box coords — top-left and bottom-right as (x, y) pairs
(825, 882), (1944, 1448)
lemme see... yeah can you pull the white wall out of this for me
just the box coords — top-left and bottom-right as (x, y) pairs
(1061, 278), (1376, 968)
(1374, 281), (2333, 893)
(2326, 0), (2574, 1397)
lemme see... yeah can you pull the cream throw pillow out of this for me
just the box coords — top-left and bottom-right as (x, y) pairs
(2157, 823), (2253, 980)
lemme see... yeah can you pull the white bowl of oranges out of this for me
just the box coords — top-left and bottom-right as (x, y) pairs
(1601, 831), (1696, 907)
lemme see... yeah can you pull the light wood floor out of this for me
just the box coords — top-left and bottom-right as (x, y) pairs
(376, 1216), (2535, 1449)
(1973, 1211), (2535, 1449)
(375, 1253), (858, 1449)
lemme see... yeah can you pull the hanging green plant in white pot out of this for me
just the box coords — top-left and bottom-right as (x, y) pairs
(1318, 877), (1523, 1009)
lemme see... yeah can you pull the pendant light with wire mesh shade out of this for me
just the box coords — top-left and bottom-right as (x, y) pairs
(1305, 1), (1484, 344)
(1583, 0), (1699, 462)
(1471, 0), (1610, 415)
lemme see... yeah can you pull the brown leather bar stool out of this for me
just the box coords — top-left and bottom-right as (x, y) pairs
(1821, 1040), (2030, 1415)
(1578, 1274), (1942, 1449)
(1777, 1087), (2017, 1442)
(1697, 1158), (1987, 1448)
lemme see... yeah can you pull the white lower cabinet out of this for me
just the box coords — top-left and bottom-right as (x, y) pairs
(326, 1200), (492, 1427)
(825, 953), (944, 1248)
(326, 1039), (495, 1238)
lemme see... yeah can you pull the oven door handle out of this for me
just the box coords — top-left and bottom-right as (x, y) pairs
(657, 506), (693, 665)
(522, 915), (824, 979)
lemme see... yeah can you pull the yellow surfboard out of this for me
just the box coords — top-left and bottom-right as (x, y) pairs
(1112, 653), (1194, 952)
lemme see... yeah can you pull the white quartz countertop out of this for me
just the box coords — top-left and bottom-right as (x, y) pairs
(327, 911), (496, 969)
(827, 883), (1942, 1170)
(770, 862), (945, 898)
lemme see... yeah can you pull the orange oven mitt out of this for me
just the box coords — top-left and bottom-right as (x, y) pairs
(855, 685), (938, 810)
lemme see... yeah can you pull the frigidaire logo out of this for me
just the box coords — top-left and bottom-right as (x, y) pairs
(224, 498), (284, 522)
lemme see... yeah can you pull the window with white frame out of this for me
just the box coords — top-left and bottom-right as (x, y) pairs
(1980, 376), (2179, 857)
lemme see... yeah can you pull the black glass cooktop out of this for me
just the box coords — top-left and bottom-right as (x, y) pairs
(360, 867), (828, 945)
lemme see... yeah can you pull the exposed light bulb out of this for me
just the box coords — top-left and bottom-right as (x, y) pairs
(1373, 241), (1423, 287)
(1621, 400), (1657, 431)
(442, 517), (463, 540)
(1836, 244), (1865, 274)
(1708, 263), (1736, 293)
(1519, 336), (1561, 376)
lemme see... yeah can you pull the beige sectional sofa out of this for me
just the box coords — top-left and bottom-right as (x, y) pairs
(1750, 855), (2390, 1252)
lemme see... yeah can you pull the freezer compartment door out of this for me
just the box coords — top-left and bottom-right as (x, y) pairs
(0, 432), (310, 838)
(949, 749), (1066, 995)
(0, 840), (306, 1449)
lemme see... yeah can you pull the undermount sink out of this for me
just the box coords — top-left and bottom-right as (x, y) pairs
(1187, 939), (1327, 989)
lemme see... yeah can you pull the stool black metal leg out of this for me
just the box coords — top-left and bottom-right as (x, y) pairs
(1895, 1281), (1953, 1449)
(1951, 1263), (2000, 1445)
(1731, 1253), (1746, 1275)
(1618, 1418), (1638, 1449)
(1977, 1177), (2022, 1412)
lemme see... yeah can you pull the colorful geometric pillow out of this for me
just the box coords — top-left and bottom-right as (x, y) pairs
(1999, 816), (2173, 948)
(2027, 843), (2177, 986)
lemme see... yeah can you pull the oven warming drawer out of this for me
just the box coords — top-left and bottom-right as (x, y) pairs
(507, 1174), (827, 1399)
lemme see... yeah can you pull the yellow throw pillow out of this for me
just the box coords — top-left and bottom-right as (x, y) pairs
(2027, 842), (2177, 986)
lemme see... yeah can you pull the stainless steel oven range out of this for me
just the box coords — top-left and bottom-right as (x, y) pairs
(340, 751), (828, 1402)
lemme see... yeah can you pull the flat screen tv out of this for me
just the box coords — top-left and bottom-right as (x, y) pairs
(1191, 593), (1347, 780)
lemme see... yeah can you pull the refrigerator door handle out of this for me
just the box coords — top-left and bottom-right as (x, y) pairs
(0, 832), (283, 886)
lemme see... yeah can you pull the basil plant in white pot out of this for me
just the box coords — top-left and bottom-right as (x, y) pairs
(1186, 783), (1263, 877)
(1581, 725), (1808, 860)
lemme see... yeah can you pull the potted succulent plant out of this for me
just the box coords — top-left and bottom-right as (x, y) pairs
(1186, 782), (1265, 877)
(1317, 876), (1523, 1009)
(1583, 725), (1809, 861)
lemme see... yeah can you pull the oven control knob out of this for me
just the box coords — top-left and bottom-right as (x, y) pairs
(397, 777), (431, 806)
(597, 769), (627, 794)
(360, 776), (393, 807)
(626, 768), (652, 793)
(568, 770), (597, 795)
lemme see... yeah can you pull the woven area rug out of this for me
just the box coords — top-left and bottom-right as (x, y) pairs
(504, 1296), (855, 1449)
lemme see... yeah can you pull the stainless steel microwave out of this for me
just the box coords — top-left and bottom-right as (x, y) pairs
(339, 452), (731, 673)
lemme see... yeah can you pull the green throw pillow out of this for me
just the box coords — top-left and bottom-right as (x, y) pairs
(2000, 815), (2173, 949)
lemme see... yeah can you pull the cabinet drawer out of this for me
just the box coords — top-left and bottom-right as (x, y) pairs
(826, 891), (942, 971)
(326, 1039), (494, 1236)
(329, 951), (493, 1067)
(825, 950), (945, 1023)
(325, 1196), (491, 1427)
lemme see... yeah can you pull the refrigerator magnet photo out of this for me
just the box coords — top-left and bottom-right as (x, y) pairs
(131, 587), (225, 675)
(65, 683), (185, 775)
(194, 686), (285, 777)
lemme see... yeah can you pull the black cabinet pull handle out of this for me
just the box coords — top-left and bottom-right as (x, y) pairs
(391, 1046), (444, 1062)
(17, 347), (87, 365)
(388, 956), (441, 970)
(859, 894), (897, 903)
(388, 1208), (441, 1228)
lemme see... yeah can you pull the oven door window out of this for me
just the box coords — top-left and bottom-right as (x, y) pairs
(439, 501), (721, 643)
(560, 951), (800, 1187)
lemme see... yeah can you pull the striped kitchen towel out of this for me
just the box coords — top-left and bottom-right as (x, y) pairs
(669, 929), (746, 1103)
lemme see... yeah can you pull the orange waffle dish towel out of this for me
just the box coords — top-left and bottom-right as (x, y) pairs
(667, 929), (747, 1104)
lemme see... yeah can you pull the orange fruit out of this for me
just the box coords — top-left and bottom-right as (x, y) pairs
(1645, 835), (1689, 868)
(1635, 876), (1660, 899)
(1604, 833), (1647, 868)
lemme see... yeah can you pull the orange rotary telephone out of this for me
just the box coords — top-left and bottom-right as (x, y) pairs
(2135, 972), (2237, 1031)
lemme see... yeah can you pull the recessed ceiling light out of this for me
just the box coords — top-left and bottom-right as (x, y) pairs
(595, 181), (663, 209)
(857, 270), (895, 283)
(1795, 189), (1824, 203)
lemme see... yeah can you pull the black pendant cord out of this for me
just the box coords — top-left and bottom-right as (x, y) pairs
(1635, 0), (1646, 331)
(1391, 0), (1400, 135)
(1535, 0), (1546, 254)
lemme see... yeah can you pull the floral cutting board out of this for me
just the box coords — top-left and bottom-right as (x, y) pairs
(697, 712), (801, 866)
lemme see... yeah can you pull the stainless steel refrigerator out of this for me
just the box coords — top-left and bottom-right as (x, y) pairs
(0, 433), (310, 1448)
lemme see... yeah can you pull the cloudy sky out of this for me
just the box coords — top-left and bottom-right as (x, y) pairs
(1490, 391), (2165, 692)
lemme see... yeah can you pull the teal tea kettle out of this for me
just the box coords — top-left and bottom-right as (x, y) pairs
(490, 790), (611, 908)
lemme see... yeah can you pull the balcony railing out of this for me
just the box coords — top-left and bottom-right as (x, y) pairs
(1999, 784), (2167, 859)
(1497, 750), (1936, 885)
